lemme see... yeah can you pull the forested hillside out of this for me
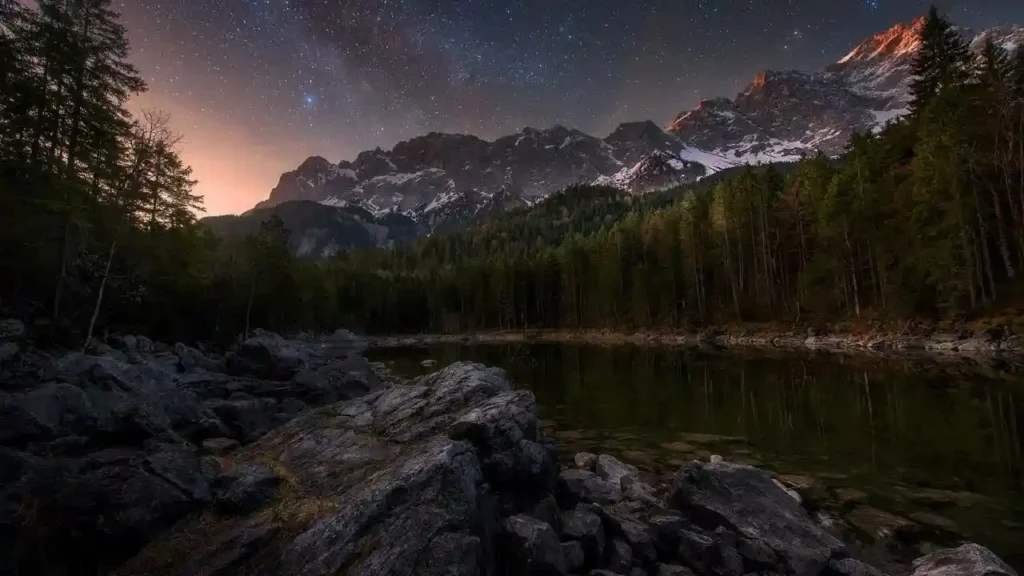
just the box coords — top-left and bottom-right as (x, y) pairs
(317, 9), (1024, 334)
(3, 5), (1024, 342)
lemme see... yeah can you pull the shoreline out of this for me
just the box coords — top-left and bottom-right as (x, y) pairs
(368, 327), (1024, 360)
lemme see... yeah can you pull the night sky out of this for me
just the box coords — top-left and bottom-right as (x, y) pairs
(116, 1), (1024, 215)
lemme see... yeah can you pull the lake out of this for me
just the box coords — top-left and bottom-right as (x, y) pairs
(369, 342), (1024, 568)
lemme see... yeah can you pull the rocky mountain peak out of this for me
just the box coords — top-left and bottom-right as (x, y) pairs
(837, 17), (925, 66)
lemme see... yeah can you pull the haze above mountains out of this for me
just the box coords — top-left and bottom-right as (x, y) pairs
(204, 17), (1024, 256)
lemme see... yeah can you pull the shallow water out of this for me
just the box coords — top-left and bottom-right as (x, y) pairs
(368, 343), (1024, 566)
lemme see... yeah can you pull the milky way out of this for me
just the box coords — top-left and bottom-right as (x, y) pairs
(116, 0), (1024, 215)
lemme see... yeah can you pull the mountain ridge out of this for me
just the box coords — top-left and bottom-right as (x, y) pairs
(236, 17), (1023, 245)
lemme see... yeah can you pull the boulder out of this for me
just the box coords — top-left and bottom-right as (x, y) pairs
(574, 451), (598, 470)
(201, 437), (240, 455)
(0, 342), (18, 364)
(556, 469), (622, 507)
(226, 331), (307, 380)
(0, 318), (26, 341)
(910, 544), (1016, 576)
(607, 538), (633, 573)
(201, 397), (277, 444)
(845, 506), (916, 542)
(213, 464), (283, 514)
(174, 342), (221, 373)
(561, 540), (585, 572)
(657, 565), (697, 576)
(596, 453), (640, 488)
(497, 514), (566, 575)
(671, 460), (844, 576)
(827, 558), (889, 576)
(561, 506), (606, 564)
(119, 362), (555, 576)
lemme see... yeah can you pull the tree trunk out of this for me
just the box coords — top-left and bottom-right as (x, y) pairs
(83, 237), (117, 352)
(844, 228), (861, 318)
(244, 279), (255, 340)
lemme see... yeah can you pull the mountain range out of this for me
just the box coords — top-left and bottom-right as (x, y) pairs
(204, 18), (1024, 253)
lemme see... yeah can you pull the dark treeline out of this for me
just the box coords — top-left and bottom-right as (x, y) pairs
(321, 9), (1024, 334)
(4, 5), (1024, 342)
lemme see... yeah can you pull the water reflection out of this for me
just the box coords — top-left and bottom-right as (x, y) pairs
(369, 343), (1024, 564)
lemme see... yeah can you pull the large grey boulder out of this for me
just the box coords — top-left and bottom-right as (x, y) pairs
(119, 362), (556, 576)
(556, 469), (623, 507)
(226, 331), (308, 380)
(561, 506), (606, 564)
(596, 453), (640, 488)
(910, 544), (1017, 576)
(498, 514), (566, 575)
(671, 460), (845, 576)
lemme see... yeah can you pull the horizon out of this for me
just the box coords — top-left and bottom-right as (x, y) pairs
(118, 1), (1024, 216)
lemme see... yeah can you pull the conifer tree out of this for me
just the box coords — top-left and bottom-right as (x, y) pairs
(909, 5), (971, 113)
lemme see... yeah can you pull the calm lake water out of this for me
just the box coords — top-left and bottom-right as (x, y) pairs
(368, 343), (1024, 567)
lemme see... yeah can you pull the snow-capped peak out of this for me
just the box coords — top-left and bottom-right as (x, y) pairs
(838, 17), (925, 65)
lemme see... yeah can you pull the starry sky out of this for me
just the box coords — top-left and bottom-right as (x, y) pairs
(116, 0), (1024, 215)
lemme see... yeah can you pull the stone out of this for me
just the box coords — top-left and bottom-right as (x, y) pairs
(421, 359), (438, 367)
(201, 437), (240, 456)
(201, 397), (277, 444)
(845, 506), (916, 542)
(910, 543), (1017, 576)
(561, 540), (585, 572)
(561, 506), (606, 563)
(907, 511), (959, 534)
(556, 469), (622, 507)
(671, 460), (844, 576)
(574, 451), (598, 470)
(826, 558), (889, 576)
(0, 342), (18, 364)
(0, 318), (26, 341)
(608, 538), (633, 574)
(174, 342), (221, 373)
(497, 515), (566, 575)
(772, 478), (802, 504)
(591, 572), (628, 576)
(677, 528), (719, 575)
(528, 494), (561, 531)
(622, 475), (662, 506)
(225, 331), (307, 380)
(596, 453), (640, 488)
(658, 565), (697, 576)
(119, 362), (554, 576)
(213, 465), (283, 514)
(777, 474), (828, 510)
(834, 487), (868, 506)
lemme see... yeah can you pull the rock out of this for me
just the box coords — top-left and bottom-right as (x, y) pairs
(561, 506), (606, 564)
(622, 475), (662, 506)
(908, 511), (959, 534)
(608, 538), (633, 574)
(556, 469), (622, 507)
(0, 318), (26, 341)
(174, 342), (221, 373)
(772, 478), (802, 504)
(671, 460), (844, 576)
(0, 342), (18, 364)
(596, 453), (640, 488)
(201, 397), (277, 444)
(826, 557), (889, 576)
(591, 571), (628, 576)
(574, 451), (598, 470)
(200, 437), (240, 455)
(657, 565), (697, 576)
(846, 506), (916, 542)
(213, 465), (283, 514)
(777, 474), (828, 510)
(675, 528), (741, 573)
(528, 494), (561, 530)
(119, 362), (553, 576)
(709, 454), (724, 463)
(834, 487), (868, 506)
(226, 331), (307, 380)
(421, 359), (438, 367)
(498, 515), (566, 575)
(910, 543), (1016, 576)
(561, 540), (586, 572)
(7, 445), (211, 574)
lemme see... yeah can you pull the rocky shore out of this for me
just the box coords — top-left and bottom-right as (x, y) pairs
(370, 327), (1024, 360)
(0, 321), (1019, 576)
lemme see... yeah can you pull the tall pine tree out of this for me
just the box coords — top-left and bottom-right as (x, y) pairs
(909, 5), (971, 114)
